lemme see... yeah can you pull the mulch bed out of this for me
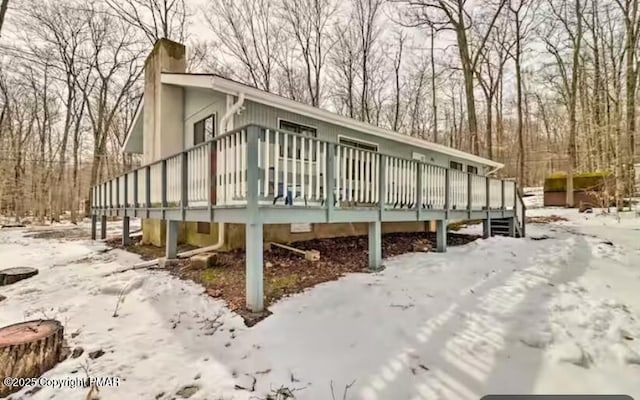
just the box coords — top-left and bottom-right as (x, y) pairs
(109, 232), (479, 326)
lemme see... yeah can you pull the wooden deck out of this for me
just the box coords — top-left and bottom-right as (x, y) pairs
(91, 124), (526, 311)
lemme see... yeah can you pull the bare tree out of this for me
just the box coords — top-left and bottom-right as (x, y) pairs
(429, 25), (439, 143)
(204, 0), (282, 92)
(105, 0), (189, 44)
(398, 0), (508, 155)
(24, 1), (90, 221)
(330, 21), (359, 118)
(353, 0), (384, 123)
(614, 0), (640, 196)
(391, 31), (406, 131)
(476, 14), (512, 160)
(280, 0), (338, 107)
(542, 0), (586, 206)
(507, 0), (536, 184)
(78, 5), (145, 215)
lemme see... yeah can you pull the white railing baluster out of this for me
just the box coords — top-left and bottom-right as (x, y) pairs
(315, 141), (321, 200)
(322, 143), (327, 201)
(400, 160), (407, 207)
(341, 146), (347, 202)
(411, 162), (417, 206)
(300, 136), (305, 201)
(372, 154), (378, 204)
(264, 129), (270, 197)
(421, 165), (426, 208)
(307, 139), (313, 200)
(400, 160), (407, 208)
(241, 130), (247, 199)
(365, 152), (371, 203)
(354, 150), (359, 203)
(283, 133), (289, 203)
(118, 176), (124, 207)
(291, 135), (298, 203)
(292, 135), (298, 201)
(334, 145), (340, 202)
(389, 157), (400, 207)
(225, 136), (230, 203)
(274, 132), (280, 201)
(346, 147), (352, 202)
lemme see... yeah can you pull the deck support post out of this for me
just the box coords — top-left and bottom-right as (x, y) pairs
(484, 177), (491, 238)
(368, 220), (382, 271)
(246, 222), (264, 312)
(91, 214), (97, 240)
(122, 216), (131, 246)
(436, 219), (447, 253)
(166, 220), (179, 259)
(245, 126), (264, 312)
(100, 215), (107, 240)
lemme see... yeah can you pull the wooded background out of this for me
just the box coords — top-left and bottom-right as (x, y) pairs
(0, 0), (639, 222)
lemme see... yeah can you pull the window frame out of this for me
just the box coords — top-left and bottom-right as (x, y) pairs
(450, 161), (463, 171)
(337, 135), (379, 152)
(277, 118), (318, 161)
(467, 165), (478, 175)
(193, 113), (216, 146)
(337, 135), (379, 181)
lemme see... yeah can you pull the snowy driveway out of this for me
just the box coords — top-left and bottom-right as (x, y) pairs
(1, 211), (639, 400)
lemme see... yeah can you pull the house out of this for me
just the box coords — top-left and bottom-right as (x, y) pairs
(90, 39), (526, 312)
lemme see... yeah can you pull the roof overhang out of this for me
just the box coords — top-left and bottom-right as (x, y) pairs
(159, 73), (503, 169)
(122, 99), (144, 154)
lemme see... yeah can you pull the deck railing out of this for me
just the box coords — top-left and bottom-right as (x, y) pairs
(92, 125), (523, 219)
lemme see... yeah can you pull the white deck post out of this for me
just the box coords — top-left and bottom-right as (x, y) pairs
(166, 220), (179, 259)
(245, 126), (264, 312)
(368, 220), (382, 270)
(122, 216), (130, 246)
(436, 219), (447, 252)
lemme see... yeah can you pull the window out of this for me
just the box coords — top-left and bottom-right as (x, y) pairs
(450, 161), (463, 171)
(279, 119), (317, 160)
(467, 165), (478, 174)
(194, 114), (215, 145)
(339, 137), (378, 152)
(197, 222), (211, 235)
(339, 136), (378, 180)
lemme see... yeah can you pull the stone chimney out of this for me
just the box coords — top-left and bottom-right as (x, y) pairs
(143, 39), (186, 164)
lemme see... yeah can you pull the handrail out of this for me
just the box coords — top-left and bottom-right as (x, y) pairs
(515, 190), (527, 237)
(91, 124), (523, 216)
(98, 124), (487, 187)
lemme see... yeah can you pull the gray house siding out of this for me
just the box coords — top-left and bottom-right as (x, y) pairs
(181, 92), (490, 175)
(236, 99), (490, 174)
(183, 88), (227, 149)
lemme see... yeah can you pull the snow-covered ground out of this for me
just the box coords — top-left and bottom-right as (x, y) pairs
(1, 209), (639, 400)
(522, 187), (544, 209)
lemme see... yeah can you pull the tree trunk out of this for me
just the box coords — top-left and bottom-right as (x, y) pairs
(431, 26), (438, 143)
(0, 319), (65, 398)
(0, 0), (9, 36)
(0, 267), (38, 286)
(455, 23), (479, 155)
(566, 0), (583, 208)
(515, 17), (525, 185)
